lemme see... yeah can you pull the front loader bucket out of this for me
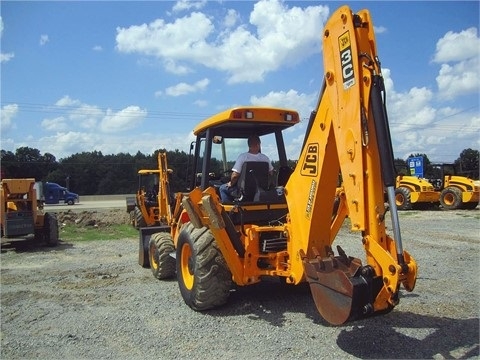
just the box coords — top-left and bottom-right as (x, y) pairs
(301, 247), (385, 325)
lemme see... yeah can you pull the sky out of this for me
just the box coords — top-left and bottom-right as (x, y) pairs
(1, 0), (479, 163)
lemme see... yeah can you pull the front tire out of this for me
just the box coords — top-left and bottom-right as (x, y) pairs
(149, 232), (176, 279)
(176, 223), (232, 311)
(395, 187), (412, 210)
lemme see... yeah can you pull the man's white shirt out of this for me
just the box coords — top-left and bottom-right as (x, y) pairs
(232, 152), (273, 173)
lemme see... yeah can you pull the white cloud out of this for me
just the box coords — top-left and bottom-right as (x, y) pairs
(0, 16), (15, 63)
(115, 0), (329, 84)
(50, 96), (146, 133)
(100, 106), (147, 132)
(223, 9), (239, 28)
(69, 104), (103, 129)
(172, 0), (207, 13)
(1, 103), (18, 132)
(92, 45), (103, 51)
(30, 130), (195, 160)
(116, 13), (214, 57)
(41, 116), (68, 131)
(250, 89), (316, 122)
(193, 99), (208, 107)
(374, 25), (387, 34)
(433, 27), (480, 100)
(39, 34), (49, 45)
(54, 96), (102, 129)
(381, 64), (479, 161)
(163, 58), (193, 75)
(165, 78), (210, 96)
(56, 95), (81, 107)
(433, 27), (479, 63)
(0, 52), (14, 63)
(435, 58), (479, 100)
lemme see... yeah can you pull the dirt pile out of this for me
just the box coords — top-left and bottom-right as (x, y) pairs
(55, 209), (131, 228)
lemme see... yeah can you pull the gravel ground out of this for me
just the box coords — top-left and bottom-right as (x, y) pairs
(1, 209), (479, 360)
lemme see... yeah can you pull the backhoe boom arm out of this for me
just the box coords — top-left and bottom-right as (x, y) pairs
(284, 6), (417, 324)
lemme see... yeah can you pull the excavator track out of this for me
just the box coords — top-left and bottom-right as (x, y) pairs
(301, 246), (386, 325)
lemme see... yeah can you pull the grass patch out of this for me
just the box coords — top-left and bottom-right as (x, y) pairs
(60, 224), (138, 241)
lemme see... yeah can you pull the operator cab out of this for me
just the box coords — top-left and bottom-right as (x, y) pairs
(188, 106), (300, 224)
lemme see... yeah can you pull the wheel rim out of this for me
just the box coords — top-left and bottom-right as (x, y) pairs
(180, 243), (194, 290)
(443, 193), (454, 206)
(395, 193), (404, 206)
(149, 243), (159, 270)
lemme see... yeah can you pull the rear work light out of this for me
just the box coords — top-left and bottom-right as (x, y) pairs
(284, 113), (294, 121)
(245, 110), (254, 119)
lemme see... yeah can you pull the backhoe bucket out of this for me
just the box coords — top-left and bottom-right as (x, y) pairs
(301, 247), (381, 325)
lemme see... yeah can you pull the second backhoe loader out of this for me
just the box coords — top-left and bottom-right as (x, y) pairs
(147, 5), (417, 325)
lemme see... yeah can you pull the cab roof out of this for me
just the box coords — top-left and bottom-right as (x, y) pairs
(193, 106), (300, 139)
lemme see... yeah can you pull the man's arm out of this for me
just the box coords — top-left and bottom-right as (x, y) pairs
(229, 171), (240, 187)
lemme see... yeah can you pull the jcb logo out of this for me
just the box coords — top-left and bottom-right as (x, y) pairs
(339, 31), (355, 90)
(300, 143), (318, 177)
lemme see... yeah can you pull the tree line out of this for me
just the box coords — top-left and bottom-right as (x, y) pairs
(1, 146), (478, 195)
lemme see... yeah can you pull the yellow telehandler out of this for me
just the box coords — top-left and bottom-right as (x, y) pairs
(1, 178), (59, 246)
(143, 5), (417, 325)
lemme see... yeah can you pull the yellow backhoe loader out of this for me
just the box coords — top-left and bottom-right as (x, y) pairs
(127, 153), (176, 229)
(134, 152), (185, 280)
(145, 5), (417, 325)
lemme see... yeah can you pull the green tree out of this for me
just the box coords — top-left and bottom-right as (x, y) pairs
(0, 150), (18, 178)
(394, 158), (407, 175)
(455, 148), (479, 179)
(0, 147), (58, 180)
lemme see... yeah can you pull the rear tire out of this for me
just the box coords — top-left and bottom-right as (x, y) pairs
(44, 213), (59, 247)
(440, 187), (462, 210)
(176, 223), (232, 311)
(134, 207), (146, 229)
(149, 232), (176, 279)
(395, 187), (412, 210)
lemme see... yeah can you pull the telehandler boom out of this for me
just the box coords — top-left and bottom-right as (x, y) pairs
(145, 5), (417, 325)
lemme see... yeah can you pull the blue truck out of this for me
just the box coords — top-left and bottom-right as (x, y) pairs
(43, 182), (79, 205)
